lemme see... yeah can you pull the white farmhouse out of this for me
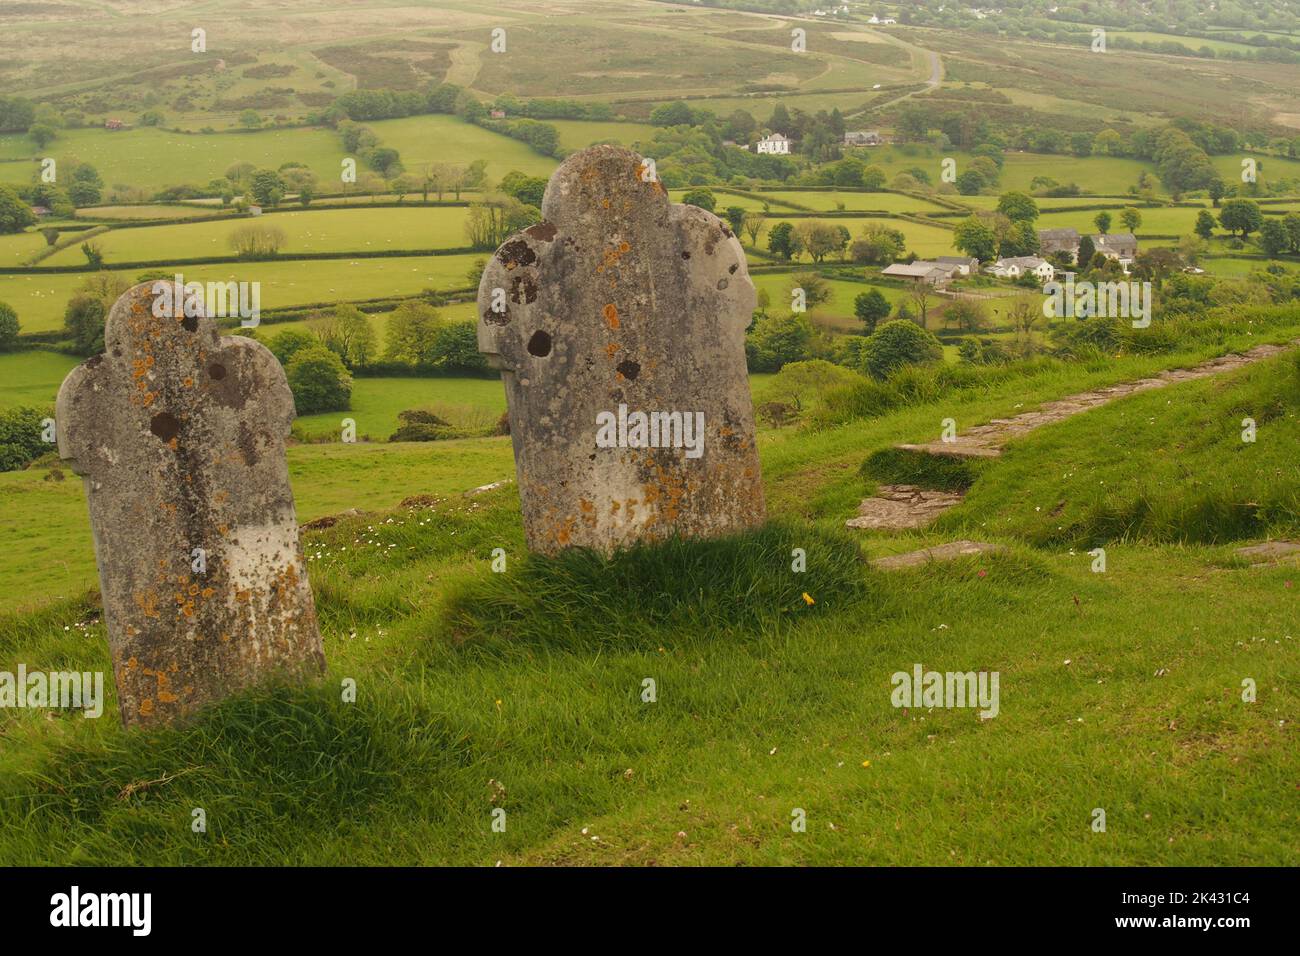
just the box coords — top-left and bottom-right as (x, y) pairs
(988, 256), (1055, 281)
(756, 133), (791, 155)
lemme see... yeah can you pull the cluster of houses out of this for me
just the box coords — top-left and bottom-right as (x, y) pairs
(882, 228), (1139, 289)
(740, 129), (886, 155)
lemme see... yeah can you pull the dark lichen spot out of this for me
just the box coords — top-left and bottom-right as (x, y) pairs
(527, 330), (552, 357)
(681, 250), (691, 260)
(498, 238), (537, 269)
(720, 225), (733, 239)
(616, 359), (640, 381)
(182, 313), (199, 333)
(208, 363), (226, 380)
(729, 263), (738, 274)
(510, 273), (538, 305)
(483, 305), (511, 327)
(150, 412), (180, 442)
(525, 222), (558, 242)
(717, 278), (729, 290)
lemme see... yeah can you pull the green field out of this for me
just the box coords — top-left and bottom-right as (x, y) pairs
(0, 126), (348, 193)
(550, 119), (656, 151)
(759, 190), (952, 214)
(753, 216), (956, 259)
(76, 204), (232, 220)
(43, 207), (476, 266)
(0, 253), (485, 333)
(369, 115), (558, 181)
(0, 231), (48, 267)
(0, 350), (78, 410)
(752, 274), (906, 333)
(1034, 206), (1203, 236)
(294, 376), (507, 441)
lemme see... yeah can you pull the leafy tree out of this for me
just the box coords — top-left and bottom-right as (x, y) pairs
(767, 221), (796, 260)
(266, 329), (317, 367)
(760, 359), (859, 414)
(500, 171), (547, 208)
(1120, 207), (1142, 232)
(313, 304), (376, 368)
(850, 223), (905, 265)
(286, 346), (352, 414)
(853, 289), (891, 333)
(942, 298), (987, 333)
(792, 220), (844, 263)
(955, 170), (985, 195)
(649, 101), (695, 126)
(0, 406), (50, 472)
(0, 301), (18, 350)
(384, 301), (445, 365)
(228, 224), (287, 259)
(1093, 211), (1112, 234)
(28, 124), (56, 149)
(1207, 178), (1226, 207)
(745, 313), (815, 373)
(1218, 199), (1263, 238)
(1076, 234), (1097, 268)
(786, 272), (832, 309)
(0, 186), (35, 234)
(996, 191), (1039, 223)
(63, 294), (107, 354)
(999, 220), (1039, 258)
(239, 109), (262, 129)
(431, 321), (487, 372)
(859, 320), (943, 380)
(1283, 213), (1300, 253)
(723, 206), (746, 234)
(1260, 218), (1289, 257)
(81, 241), (104, 268)
(953, 215), (997, 262)
(682, 188), (716, 212)
(741, 211), (767, 247)
(248, 169), (285, 207)
(1194, 209), (1216, 239)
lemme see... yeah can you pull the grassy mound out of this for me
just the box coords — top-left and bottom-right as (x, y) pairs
(940, 352), (1300, 546)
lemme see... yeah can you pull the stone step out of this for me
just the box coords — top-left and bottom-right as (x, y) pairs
(846, 485), (965, 531)
(871, 540), (1006, 570)
(1234, 541), (1300, 565)
(894, 441), (1001, 459)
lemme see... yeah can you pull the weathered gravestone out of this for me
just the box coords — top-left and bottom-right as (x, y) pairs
(56, 281), (324, 727)
(477, 145), (766, 555)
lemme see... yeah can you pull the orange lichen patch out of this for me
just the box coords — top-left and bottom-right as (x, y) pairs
(138, 698), (155, 717)
(133, 589), (160, 619)
(602, 303), (620, 329)
(601, 198), (611, 209)
(604, 342), (620, 357)
(596, 242), (631, 275)
(127, 656), (139, 670)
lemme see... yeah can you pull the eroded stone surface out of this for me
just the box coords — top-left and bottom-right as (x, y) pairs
(57, 281), (324, 727)
(871, 540), (1005, 570)
(1235, 540), (1300, 564)
(846, 485), (965, 531)
(477, 145), (765, 555)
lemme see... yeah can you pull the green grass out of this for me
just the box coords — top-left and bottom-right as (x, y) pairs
(759, 190), (952, 213)
(754, 216), (956, 258)
(294, 376), (506, 441)
(0, 126), (348, 193)
(937, 351), (1300, 546)
(1034, 207), (1203, 236)
(0, 231), (49, 267)
(752, 274), (906, 333)
(1, 325), (1297, 862)
(368, 115), (558, 181)
(550, 120), (656, 151)
(0, 350), (79, 411)
(0, 254), (485, 334)
(42, 207), (476, 266)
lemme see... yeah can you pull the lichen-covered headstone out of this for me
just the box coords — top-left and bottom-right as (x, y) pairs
(477, 145), (766, 555)
(56, 281), (324, 727)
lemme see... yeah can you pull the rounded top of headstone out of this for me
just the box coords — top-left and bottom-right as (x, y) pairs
(541, 144), (668, 229)
(104, 278), (224, 358)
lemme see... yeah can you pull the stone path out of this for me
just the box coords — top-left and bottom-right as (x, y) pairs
(871, 539), (1005, 570)
(851, 340), (1297, 532)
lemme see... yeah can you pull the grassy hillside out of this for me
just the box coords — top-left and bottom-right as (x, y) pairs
(2, 345), (1297, 864)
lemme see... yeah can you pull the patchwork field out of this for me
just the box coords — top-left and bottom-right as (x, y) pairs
(42, 207), (477, 266)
